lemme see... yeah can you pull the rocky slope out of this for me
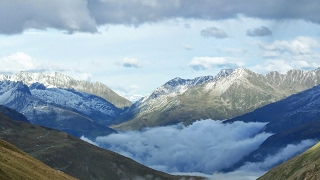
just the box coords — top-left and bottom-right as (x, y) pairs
(258, 141), (320, 180)
(0, 71), (132, 109)
(114, 68), (320, 130)
(0, 81), (116, 138)
(0, 108), (203, 180)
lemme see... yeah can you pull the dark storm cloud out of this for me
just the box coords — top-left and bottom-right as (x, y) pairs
(2, 0), (320, 34)
(246, 26), (272, 37)
(0, 0), (97, 34)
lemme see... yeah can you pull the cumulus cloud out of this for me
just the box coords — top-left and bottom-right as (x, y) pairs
(90, 120), (272, 174)
(189, 57), (244, 71)
(251, 59), (320, 74)
(119, 57), (142, 68)
(246, 26), (272, 37)
(259, 36), (319, 56)
(114, 84), (145, 102)
(0, 52), (45, 73)
(201, 27), (228, 39)
(0, 52), (93, 81)
(2, 0), (320, 34)
(252, 36), (320, 73)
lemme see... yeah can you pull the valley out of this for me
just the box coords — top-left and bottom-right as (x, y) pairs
(1, 68), (320, 179)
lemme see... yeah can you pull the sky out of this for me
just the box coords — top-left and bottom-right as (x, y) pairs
(1, 0), (320, 101)
(81, 120), (317, 179)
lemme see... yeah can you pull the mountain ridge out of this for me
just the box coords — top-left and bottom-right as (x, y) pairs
(0, 71), (132, 109)
(113, 68), (320, 130)
(0, 80), (117, 138)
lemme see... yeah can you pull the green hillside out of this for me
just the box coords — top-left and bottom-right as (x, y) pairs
(0, 138), (77, 180)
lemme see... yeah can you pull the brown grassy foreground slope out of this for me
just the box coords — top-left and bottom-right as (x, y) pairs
(258, 141), (320, 180)
(0, 138), (77, 180)
(0, 110), (202, 180)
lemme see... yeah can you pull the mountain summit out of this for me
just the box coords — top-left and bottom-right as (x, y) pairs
(114, 68), (320, 130)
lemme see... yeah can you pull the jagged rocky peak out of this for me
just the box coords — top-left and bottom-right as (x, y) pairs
(214, 68), (235, 79)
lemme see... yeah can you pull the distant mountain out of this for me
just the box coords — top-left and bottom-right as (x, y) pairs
(0, 138), (77, 180)
(0, 80), (116, 138)
(0, 109), (203, 180)
(224, 84), (320, 171)
(0, 71), (132, 109)
(114, 68), (320, 130)
(258, 142), (320, 180)
(29, 82), (122, 126)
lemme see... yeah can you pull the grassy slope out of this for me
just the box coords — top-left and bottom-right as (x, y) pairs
(0, 111), (203, 180)
(0, 139), (77, 180)
(258, 142), (320, 180)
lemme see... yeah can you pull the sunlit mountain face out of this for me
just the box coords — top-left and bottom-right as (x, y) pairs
(1, 1), (320, 180)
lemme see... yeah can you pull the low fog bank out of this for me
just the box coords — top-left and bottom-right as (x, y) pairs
(80, 120), (317, 179)
(239, 139), (317, 172)
(83, 120), (271, 173)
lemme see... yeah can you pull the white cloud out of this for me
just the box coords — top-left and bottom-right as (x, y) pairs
(201, 27), (228, 39)
(238, 139), (317, 172)
(114, 84), (145, 102)
(189, 57), (244, 71)
(93, 120), (272, 174)
(251, 60), (296, 74)
(259, 36), (319, 56)
(0, 52), (93, 81)
(80, 135), (99, 146)
(0, 52), (45, 73)
(252, 36), (320, 73)
(119, 57), (142, 68)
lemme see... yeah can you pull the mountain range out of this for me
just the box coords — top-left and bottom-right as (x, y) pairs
(1, 68), (320, 178)
(113, 68), (320, 130)
(0, 80), (117, 138)
(0, 106), (202, 180)
(0, 71), (132, 109)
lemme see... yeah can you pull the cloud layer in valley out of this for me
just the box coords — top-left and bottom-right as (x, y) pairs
(82, 120), (317, 179)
